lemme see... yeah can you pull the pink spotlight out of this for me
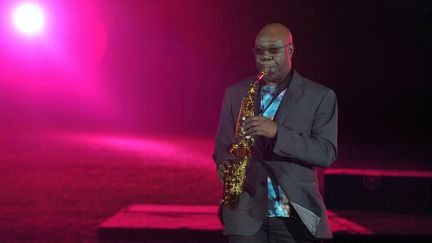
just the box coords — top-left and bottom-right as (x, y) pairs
(12, 2), (46, 36)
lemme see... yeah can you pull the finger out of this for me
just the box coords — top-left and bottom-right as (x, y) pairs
(243, 121), (255, 130)
(253, 130), (265, 136)
(244, 116), (261, 125)
(243, 118), (252, 127)
(247, 126), (266, 137)
(244, 124), (259, 135)
(243, 126), (252, 136)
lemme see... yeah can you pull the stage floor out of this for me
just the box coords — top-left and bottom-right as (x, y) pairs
(98, 204), (432, 242)
(0, 130), (431, 242)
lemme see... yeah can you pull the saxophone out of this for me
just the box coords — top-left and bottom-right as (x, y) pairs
(220, 70), (267, 209)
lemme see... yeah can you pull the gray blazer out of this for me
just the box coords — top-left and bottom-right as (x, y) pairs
(213, 70), (338, 239)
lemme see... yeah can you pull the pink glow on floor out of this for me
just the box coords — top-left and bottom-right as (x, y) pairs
(325, 168), (432, 178)
(50, 132), (215, 168)
(101, 205), (223, 230)
(327, 210), (374, 235)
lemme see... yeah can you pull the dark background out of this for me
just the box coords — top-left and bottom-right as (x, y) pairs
(103, 0), (432, 143)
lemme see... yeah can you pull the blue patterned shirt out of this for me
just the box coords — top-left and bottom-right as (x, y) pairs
(260, 85), (290, 217)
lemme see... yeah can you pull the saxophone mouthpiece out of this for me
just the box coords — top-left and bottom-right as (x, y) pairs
(257, 68), (269, 81)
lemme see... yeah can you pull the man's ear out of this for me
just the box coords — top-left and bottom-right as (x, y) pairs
(288, 47), (294, 57)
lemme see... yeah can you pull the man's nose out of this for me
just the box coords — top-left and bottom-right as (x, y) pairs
(260, 52), (273, 61)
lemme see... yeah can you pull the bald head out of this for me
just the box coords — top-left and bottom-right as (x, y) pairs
(256, 23), (293, 46)
(254, 23), (294, 84)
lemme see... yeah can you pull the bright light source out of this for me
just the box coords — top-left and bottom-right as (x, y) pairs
(12, 2), (46, 36)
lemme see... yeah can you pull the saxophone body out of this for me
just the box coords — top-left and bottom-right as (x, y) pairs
(220, 71), (267, 209)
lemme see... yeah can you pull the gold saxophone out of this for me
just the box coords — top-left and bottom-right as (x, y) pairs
(220, 70), (267, 209)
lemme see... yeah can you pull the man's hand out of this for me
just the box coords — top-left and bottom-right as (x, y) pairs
(243, 116), (278, 139)
(217, 162), (227, 185)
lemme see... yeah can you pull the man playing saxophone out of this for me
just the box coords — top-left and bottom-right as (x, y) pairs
(213, 23), (338, 243)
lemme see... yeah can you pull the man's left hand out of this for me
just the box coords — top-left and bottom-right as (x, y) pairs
(243, 116), (278, 139)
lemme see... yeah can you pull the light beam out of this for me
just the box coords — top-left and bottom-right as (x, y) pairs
(12, 2), (46, 36)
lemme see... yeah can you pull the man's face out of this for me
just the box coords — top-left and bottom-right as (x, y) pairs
(254, 35), (292, 83)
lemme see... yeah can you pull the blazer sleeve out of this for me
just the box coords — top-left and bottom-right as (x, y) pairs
(212, 88), (235, 168)
(273, 89), (338, 168)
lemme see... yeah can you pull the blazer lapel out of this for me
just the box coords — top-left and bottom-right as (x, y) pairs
(275, 70), (305, 123)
